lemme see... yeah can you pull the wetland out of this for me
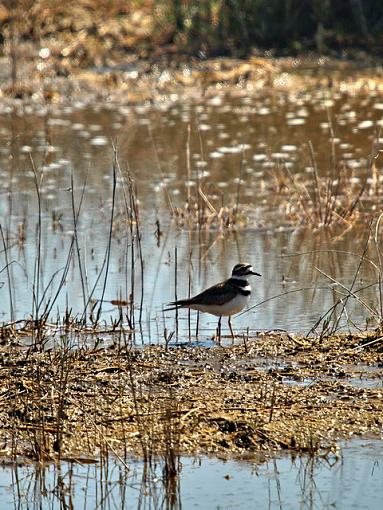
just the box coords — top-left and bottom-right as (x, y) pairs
(1, 20), (383, 508)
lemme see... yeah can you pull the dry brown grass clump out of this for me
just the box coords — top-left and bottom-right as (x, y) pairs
(1, 1), (154, 66)
(272, 161), (366, 229)
(0, 332), (381, 463)
(171, 202), (248, 231)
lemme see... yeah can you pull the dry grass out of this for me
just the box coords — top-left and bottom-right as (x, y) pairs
(171, 202), (248, 231)
(0, 332), (381, 463)
(277, 165), (364, 228)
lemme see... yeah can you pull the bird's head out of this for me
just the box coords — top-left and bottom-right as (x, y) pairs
(232, 263), (261, 278)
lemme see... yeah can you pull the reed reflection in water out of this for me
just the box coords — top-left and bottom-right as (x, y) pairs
(0, 439), (381, 510)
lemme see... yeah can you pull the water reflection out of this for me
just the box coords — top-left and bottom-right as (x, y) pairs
(1, 198), (380, 341)
(0, 439), (381, 509)
(1, 88), (382, 338)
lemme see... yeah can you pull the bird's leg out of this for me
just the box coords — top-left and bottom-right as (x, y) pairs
(216, 316), (222, 343)
(228, 316), (235, 340)
(196, 311), (199, 340)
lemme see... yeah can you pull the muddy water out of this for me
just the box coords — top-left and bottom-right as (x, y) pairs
(1, 83), (383, 339)
(0, 439), (381, 509)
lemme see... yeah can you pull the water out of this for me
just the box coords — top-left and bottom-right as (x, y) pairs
(1, 81), (382, 339)
(0, 72), (382, 508)
(0, 439), (381, 509)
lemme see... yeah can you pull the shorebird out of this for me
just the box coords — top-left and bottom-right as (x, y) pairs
(165, 263), (261, 339)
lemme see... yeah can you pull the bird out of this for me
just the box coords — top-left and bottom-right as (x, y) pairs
(165, 262), (261, 339)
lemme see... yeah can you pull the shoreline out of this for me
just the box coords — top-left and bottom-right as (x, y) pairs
(0, 331), (381, 464)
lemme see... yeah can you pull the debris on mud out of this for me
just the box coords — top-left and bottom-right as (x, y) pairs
(0, 332), (381, 463)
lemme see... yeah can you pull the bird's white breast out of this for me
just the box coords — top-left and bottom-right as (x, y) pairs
(188, 291), (250, 317)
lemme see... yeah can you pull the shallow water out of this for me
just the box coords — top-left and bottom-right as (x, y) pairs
(1, 81), (382, 339)
(0, 439), (381, 509)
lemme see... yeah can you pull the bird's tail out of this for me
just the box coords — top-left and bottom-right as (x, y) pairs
(163, 299), (190, 312)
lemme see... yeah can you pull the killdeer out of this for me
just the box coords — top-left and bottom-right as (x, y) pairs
(165, 263), (261, 338)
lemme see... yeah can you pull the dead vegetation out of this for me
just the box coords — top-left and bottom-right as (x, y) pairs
(0, 332), (381, 463)
(274, 162), (365, 229)
(171, 197), (248, 231)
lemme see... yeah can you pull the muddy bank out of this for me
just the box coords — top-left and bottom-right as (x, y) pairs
(0, 332), (381, 463)
(3, 54), (383, 107)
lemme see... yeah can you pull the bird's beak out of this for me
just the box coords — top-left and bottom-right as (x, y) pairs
(250, 271), (261, 276)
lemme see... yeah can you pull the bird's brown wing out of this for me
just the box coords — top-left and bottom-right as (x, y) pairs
(164, 281), (238, 311)
(187, 281), (237, 306)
